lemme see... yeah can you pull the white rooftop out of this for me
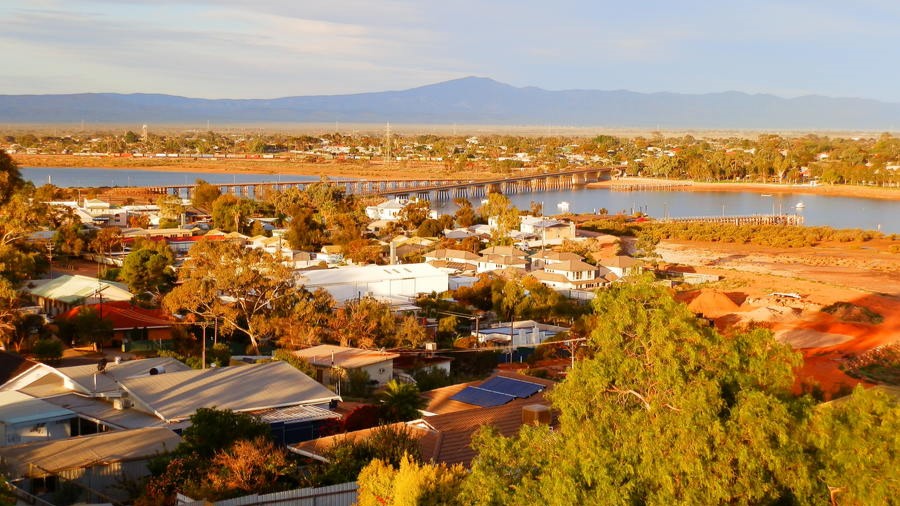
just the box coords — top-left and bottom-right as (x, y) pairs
(25, 275), (133, 304)
(0, 390), (75, 425)
(298, 262), (447, 286)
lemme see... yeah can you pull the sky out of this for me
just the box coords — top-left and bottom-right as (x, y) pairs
(1, 0), (899, 102)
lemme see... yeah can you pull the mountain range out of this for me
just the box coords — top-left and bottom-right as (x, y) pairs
(1, 77), (898, 130)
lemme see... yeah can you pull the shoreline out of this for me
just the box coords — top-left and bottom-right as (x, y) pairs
(587, 177), (900, 201)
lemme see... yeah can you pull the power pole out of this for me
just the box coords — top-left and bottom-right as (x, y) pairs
(384, 122), (392, 166)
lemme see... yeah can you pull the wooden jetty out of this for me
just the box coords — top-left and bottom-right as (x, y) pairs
(662, 214), (804, 226)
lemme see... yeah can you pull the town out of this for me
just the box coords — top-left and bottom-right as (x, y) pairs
(0, 138), (898, 504)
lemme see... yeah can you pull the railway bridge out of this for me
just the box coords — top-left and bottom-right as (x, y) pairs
(149, 167), (611, 202)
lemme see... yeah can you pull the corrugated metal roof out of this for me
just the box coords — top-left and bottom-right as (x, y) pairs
(294, 345), (399, 370)
(53, 357), (191, 395)
(119, 361), (340, 422)
(41, 393), (164, 430)
(0, 427), (181, 477)
(24, 275), (133, 304)
(299, 262), (447, 286)
(255, 404), (341, 424)
(0, 390), (75, 425)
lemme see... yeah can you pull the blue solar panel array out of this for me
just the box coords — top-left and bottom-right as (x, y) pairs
(479, 376), (544, 398)
(450, 376), (545, 407)
(450, 387), (516, 408)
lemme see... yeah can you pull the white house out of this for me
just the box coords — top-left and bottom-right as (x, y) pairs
(477, 246), (528, 273)
(598, 255), (642, 278)
(294, 345), (399, 387)
(530, 257), (608, 291)
(364, 197), (438, 222)
(424, 249), (481, 267)
(297, 262), (449, 304)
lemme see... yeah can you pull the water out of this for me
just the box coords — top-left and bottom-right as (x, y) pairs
(435, 187), (900, 234)
(21, 167), (332, 188)
(22, 167), (900, 233)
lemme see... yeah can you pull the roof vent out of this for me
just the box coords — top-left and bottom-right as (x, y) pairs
(149, 366), (166, 375)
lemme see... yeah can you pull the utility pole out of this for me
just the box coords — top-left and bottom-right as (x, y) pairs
(384, 122), (392, 166)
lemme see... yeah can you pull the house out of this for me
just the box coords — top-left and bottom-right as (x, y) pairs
(292, 373), (554, 468)
(421, 372), (555, 415)
(318, 245), (344, 264)
(531, 257), (608, 291)
(530, 250), (586, 270)
(598, 255), (642, 278)
(117, 360), (341, 423)
(423, 248), (481, 274)
(477, 245), (528, 273)
(391, 236), (437, 260)
(58, 302), (175, 351)
(0, 427), (181, 503)
(473, 320), (568, 346)
(365, 197), (437, 221)
(11, 357), (192, 398)
(297, 263), (449, 304)
(0, 391), (77, 446)
(24, 275), (134, 317)
(0, 351), (53, 392)
(519, 216), (576, 243)
(294, 345), (400, 387)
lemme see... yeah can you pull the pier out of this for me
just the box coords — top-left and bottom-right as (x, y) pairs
(149, 167), (611, 202)
(662, 214), (804, 226)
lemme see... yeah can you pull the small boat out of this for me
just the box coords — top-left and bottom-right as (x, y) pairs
(760, 194), (772, 197)
(557, 201), (570, 213)
(795, 202), (805, 209)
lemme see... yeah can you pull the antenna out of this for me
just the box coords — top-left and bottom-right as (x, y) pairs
(97, 357), (108, 373)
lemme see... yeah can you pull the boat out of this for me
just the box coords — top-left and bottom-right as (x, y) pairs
(760, 194), (772, 197)
(557, 201), (570, 213)
(795, 202), (805, 209)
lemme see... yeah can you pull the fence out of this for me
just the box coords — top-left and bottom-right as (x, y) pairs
(177, 482), (358, 506)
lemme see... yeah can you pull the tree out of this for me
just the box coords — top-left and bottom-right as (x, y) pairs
(378, 380), (426, 422)
(466, 276), (820, 504)
(329, 297), (395, 348)
(157, 194), (184, 227)
(344, 239), (383, 265)
(0, 150), (23, 205)
(56, 307), (113, 349)
(416, 218), (443, 238)
(89, 227), (123, 276)
(191, 179), (221, 210)
(357, 455), (466, 506)
(272, 348), (316, 377)
(398, 199), (431, 230)
(479, 192), (519, 240)
(206, 437), (291, 498)
(164, 240), (298, 352)
(284, 207), (326, 251)
(120, 242), (175, 296)
(394, 314), (427, 348)
(453, 198), (477, 228)
(177, 408), (271, 459)
(211, 194), (254, 233)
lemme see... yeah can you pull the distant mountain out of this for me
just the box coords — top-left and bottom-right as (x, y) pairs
(1, 77), (898, 129)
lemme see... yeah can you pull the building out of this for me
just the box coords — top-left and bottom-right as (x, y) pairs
(365, 197), (437, 222)
(530, 256), (608, 291)
(297, 263), (449, 304)
(24, 275), (134, 317)
(0, 391), (77, 446)
(519, 216), (576, 243)
(58, 302), (175, 351)
(598, 255), (642, 278)
(473, 320), (568, 346)
(477, 246), (528, 273)
(117, 361), (341, 423)
(294, 345), (400, 387)
(0, 427), (181, 503)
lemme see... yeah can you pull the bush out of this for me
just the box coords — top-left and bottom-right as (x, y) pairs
(32, 338), (63, 363)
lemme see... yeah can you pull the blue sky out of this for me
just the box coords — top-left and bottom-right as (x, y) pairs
(2, 0), (898, 102)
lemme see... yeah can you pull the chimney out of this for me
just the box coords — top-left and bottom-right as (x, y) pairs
(522, 404), (551, 425)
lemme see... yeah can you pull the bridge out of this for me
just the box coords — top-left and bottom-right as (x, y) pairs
(149, 167), (611, 202)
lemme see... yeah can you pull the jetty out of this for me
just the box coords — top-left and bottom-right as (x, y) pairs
(609, 181), (692, 192)
(149, 167), (611, 202)
(662, 214), (804, 226)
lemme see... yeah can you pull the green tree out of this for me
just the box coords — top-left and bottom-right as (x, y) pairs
(177, 407), (271, 459)
(398, 199), (432, 230)
(56, 307), (113, 349)
(285, 207), (326, 251)
(0, 150), (23, 205)
(453, 198), (477, 228)
(394, 314), (427, 348)
(378, 380), (426, 422)
(120, 242), (175, 296)
(466, 276), (819, 504)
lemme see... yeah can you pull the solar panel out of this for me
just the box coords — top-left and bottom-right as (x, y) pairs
(478, 376), (544, 398)
(450, 386), (516, 407)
